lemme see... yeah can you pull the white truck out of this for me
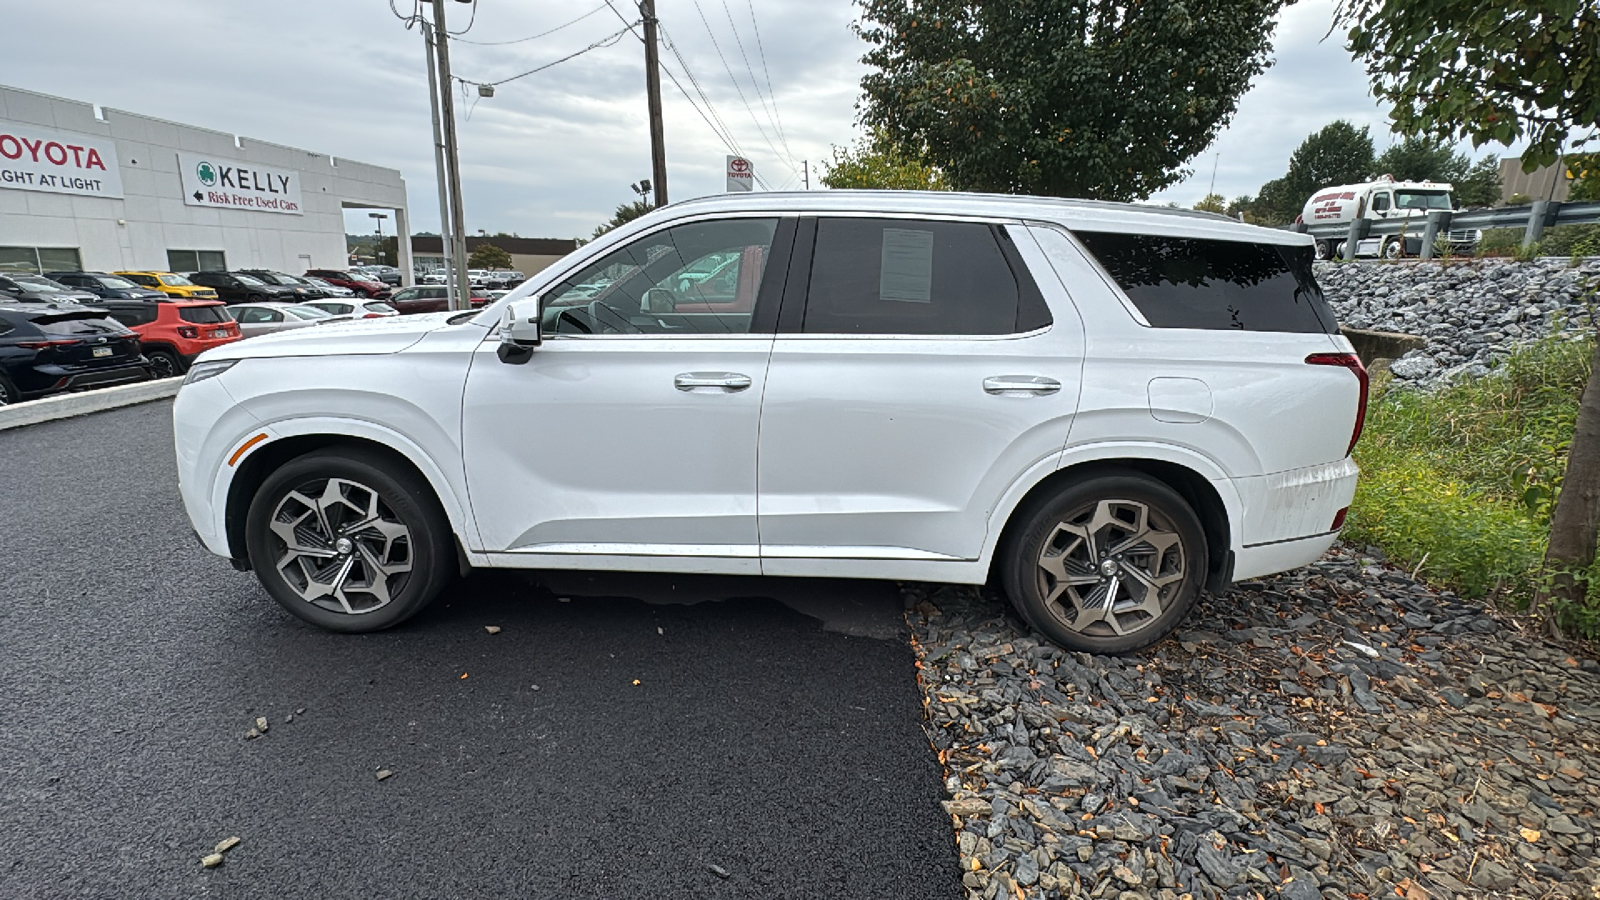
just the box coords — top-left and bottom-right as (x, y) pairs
(1299, 175), (1478, 259)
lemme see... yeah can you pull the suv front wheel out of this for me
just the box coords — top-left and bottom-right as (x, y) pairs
(245, 447), (454, 632)
(1002, 472), (1207, 654)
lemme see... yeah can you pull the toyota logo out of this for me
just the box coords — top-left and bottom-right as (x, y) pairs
(729, 158), (751, 174)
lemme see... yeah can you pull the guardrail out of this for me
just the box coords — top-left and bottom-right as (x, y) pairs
(1289, 199), (1600, 261)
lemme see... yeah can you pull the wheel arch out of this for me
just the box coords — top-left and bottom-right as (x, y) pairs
(988, 452), (1236, 593)
(223, 429), (469, 567)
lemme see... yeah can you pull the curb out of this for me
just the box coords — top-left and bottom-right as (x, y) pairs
(0, 377), (182, 432)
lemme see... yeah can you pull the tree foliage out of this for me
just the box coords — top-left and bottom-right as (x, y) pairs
(1243, 121), (1376, 224)
(1193, 193), (1227, 213)
(1454, 155), (1504, 208)
(854, 0), (1287, 201)
(467, 243), (512, 270)
(1571, 154), (1600, 202)
(1374, 136), (1466, 182)
(1338, 0), (1600, 171)
(821, 134), (949, 190)
(592, 200), (654, 239)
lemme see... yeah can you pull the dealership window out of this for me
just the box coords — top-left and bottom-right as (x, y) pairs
(0, 246), (83, 275)
(168, 250), (227, 273)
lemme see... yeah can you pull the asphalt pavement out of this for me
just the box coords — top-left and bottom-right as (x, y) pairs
(0, 400), (960, 899)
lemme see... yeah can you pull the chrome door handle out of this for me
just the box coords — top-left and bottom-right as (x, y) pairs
(674, 372), (752, 392)
(983, 375), (1061, 396)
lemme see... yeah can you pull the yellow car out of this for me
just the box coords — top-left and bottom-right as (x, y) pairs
(114, 271), (220, 300)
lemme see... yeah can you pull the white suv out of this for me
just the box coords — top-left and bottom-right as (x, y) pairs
(173, 192), (1364, 653)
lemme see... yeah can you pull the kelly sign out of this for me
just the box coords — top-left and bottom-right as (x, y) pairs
(177, 151), (303, 215)
(0, 122), (124, 198)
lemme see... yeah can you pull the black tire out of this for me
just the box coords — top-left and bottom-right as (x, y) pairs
(1000, 471), (1207, 654)
(0, 374), (15, 405)
(1313, 240), (1330, 261)
(146, 350), (182, 379)
(247, 293), (265, 303)
(1383, 238), (1404, 260)
(245, 447), (454, 632)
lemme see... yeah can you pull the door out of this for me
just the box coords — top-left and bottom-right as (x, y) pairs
(757, 217), (1083, 565)
(461, 215), (791, 568)
(233, 306), (281, 338)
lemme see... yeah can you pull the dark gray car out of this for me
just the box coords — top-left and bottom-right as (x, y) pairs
(0, 274), (99, 305)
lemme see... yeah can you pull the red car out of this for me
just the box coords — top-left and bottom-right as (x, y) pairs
(383, 284), (492, 314)
(304, 269), (392, 300)
(95, 299), (242, 379)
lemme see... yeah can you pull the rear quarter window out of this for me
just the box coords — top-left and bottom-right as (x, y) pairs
(1074, 232), (1338, 334)
(36, 315), (130, 336)
(179, 305), (232, 324)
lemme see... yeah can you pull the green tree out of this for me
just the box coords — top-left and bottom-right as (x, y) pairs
(1284, 120), (1375, 193)
(467, 243), (512, 270)
(1224, 195), (1254, 219)
(1374, 136), (1468, 183)
(821, 134), (949, 190)
(1453, 154), (1503, 208)
(1571, 154), (1600, 202)
(1193, 193), (1227, 213)
(592, 200), (654, 239)
(1338, 0), (1600, 171)
(854, 0), (1287, 201)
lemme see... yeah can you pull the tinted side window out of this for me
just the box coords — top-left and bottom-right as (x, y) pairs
(802, 219), (1040, 335)
(179, 306), (231, 324)
(1074, 232), (1338, 334)
(108, 307), (157, 327)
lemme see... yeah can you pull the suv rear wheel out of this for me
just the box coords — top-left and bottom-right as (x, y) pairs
(1002, 472), (1207, 654)
(245, 448), (454, 632)
(146, 349), (181, 379)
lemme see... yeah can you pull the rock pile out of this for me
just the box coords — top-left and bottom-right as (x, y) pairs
(1316, 258), (1600, 388)
(907, 545), (1600, 899)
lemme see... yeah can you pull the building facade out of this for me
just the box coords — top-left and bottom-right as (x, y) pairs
(0, 84), (409, 278)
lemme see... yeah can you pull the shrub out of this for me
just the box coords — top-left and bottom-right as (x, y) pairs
(1347, 334), (1600, 636)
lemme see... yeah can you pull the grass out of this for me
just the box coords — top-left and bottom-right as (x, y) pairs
(1344, 333), (1600, 637)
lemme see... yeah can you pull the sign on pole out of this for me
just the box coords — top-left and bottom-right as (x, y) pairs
(726, 155), (754, 192)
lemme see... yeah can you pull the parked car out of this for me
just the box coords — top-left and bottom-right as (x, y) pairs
(303, 299), (399, 319)
(114, 271), (221, 301)
(301, 276), (355, 298)
(0, 274), (99, 305)
(174, 192), (1364, 652)
(0, 303), (150, 404)
(384, 284), (491, 314)
(186, 271), (303, 304)
(46, 271), (169, 301)
(228, 302), (351, 339)
(94, 299), (241, 378)
(362, 265), (402, 286)
(238, 270), (331, 300)
(304, 269), (391, 300)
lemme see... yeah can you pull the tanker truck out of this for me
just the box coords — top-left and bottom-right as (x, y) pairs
(1299, 175), (1480, 259)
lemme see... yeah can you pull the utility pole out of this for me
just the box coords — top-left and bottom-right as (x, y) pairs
(432, 0), (472, 310)
(422, 20), (456, 308)
(641, 0), (669, 208)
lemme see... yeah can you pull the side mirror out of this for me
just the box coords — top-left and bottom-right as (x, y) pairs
(642, 287), (676, 313)
(498, 298), (541, 364)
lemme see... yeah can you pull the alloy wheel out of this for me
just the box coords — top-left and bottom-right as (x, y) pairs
(267, 477), (413, 615)
(1035, 498), (1187, 638)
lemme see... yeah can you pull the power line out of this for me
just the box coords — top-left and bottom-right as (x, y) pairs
(742, 0), (790, 155)
(721, 0), (791, 162)
(659, 25), (744, 158)
(454, 22), (637, 88)
(449, 0), (478, 35)
(451, 3), (608, 45)
(687, 0), (792, 174)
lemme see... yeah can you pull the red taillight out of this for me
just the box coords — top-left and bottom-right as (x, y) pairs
(17, 339), (79, 349)
(177, 326), (199, 339)
(1306, 352), (1368, 455)
(1331, 507), (1348, 530)
(363, 313), (383, 319)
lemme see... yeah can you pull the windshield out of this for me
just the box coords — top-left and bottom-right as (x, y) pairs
(234, 273), (267, 286)
(1394, 190), (1453, 211)
(287, 306), (332, 320)
(94, 275), (140, 289)
(13, 276), (74, 292)
(159, 274), (195, 286)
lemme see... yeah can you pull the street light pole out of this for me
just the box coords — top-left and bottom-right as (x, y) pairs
(370, 212), (388, 265)
(431, 0), (472, 310)
(641, 0), (668, 208)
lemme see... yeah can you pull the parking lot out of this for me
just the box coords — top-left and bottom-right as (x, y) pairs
(0, 401), (960, 899)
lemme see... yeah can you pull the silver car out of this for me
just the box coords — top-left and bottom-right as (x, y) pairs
(229, 302), (349, 339)
(303, 299), (399, 319)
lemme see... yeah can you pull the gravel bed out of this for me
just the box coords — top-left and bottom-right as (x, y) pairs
(1316, 257), (1600, 389)
(906, 545), (1600, 899)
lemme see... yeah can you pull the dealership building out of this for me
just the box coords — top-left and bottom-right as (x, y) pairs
(0, 83), (410, 280)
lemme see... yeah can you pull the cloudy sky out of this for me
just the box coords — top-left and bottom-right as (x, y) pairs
(7, 0), (1506, 239)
